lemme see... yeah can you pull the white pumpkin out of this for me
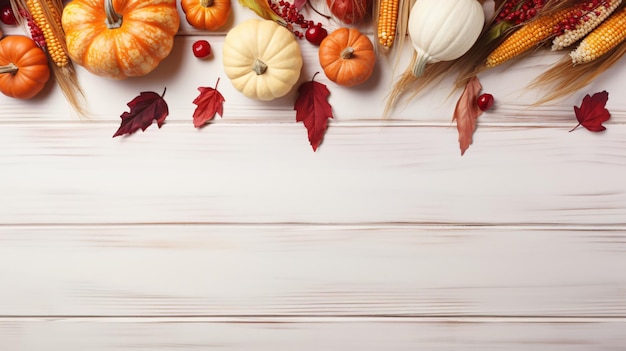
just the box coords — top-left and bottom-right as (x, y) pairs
(222, 19), (303, 101)
(408, 0), (485, 76)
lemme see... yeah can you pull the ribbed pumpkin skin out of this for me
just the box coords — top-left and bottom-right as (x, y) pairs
(408, 0), (484, 65)
(222, 19), (303, 101)
(181, 0), (231, 30)
(0, 36), (50, 99)
(318, 27), (375, 87)
(62, 0), (180, 80)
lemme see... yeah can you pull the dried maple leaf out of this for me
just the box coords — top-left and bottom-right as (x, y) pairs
(294, 73), (334, 151)
(113, 88), (169, 138)
(453, 76), (484, 156)
(571, 90), (610, 132)
(193, 78), (225, 128)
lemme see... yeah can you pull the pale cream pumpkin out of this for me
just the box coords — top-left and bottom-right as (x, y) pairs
(222, 19), (303, 101)
(408, 0), (484, 76)
(62, 0), (180, 79)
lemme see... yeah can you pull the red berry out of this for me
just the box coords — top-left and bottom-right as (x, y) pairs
(1, 4), (16, 25)
(192, 40), (211, 58)
(305, 25), (327, 46)
(477, 93), (494, 111)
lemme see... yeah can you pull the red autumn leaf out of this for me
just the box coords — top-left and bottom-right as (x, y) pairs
(571, 90), (610, 132)
(193, 78), (225, 128)
(453, 76), (484, 156)
(113, 88), (169, 138)
(294, 73), (334, 151)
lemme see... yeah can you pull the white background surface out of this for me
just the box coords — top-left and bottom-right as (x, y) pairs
(1, 1), (626, 349)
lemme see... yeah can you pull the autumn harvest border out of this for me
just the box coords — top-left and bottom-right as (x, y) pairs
(0, 0), (621, 154)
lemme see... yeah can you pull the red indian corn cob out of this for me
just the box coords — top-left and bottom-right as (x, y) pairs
(552, 0), (622, 50)
(570, 5), (626, 63)
(24, 0), (69, 67)
(485, 5), (579, 67)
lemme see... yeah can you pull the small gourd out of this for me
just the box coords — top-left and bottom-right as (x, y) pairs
(318, 27), (375, 87)
(181, 0), (232, 31)
(62, 0), (180, 79)
(222, 19), (303, 101)
(0, 35), (50, 99)
(408, 0), (484, 76)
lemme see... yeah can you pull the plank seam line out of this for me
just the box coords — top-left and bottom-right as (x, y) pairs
(1, 315), (626, 321)
(1, 222), (626, 230)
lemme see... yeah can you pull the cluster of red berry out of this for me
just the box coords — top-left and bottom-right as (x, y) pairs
(268, 0), (328, 45)
(495, 0), (546, 25)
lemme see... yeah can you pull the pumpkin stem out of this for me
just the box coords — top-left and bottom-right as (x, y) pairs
(412, 53), (429, 77)
(252, 59), (268, 75)
(0, 63), (18, 75)
(200, 0), (214, 7)
(340, 47), (354, 59)
(105, 0), (123, 29)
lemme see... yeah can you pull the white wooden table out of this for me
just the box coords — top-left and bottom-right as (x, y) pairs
(1, 2), (626, 349)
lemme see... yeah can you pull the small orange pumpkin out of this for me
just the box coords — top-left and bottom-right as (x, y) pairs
(0, 35), (50, 99)
(181, 0), (231, 30)
(318, 27), (375, 87)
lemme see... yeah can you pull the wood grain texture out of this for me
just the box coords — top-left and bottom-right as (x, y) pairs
(1, 317), (626, 351)
(1, 123), (625, 225)
(0, 224), (625, 317)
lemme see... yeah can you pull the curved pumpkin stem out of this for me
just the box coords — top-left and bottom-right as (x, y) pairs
(105, 0), (123, 29)
(412, 53), (428, 77)
(0, 63), (18, 75)
(252, 59), (268, 75)
(340, 47), (354, 59)
(200, 0), (214, 7)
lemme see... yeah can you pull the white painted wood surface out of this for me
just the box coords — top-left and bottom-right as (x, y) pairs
(1, 2), (626, 349)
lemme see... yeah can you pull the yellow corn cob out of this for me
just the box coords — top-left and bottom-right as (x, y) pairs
(570, 7), (626, 64)
(485, 7), (575, 67)
(26, 0), (69, 67)
(377, 0), (399, 49)
(552, 0), (623, 50)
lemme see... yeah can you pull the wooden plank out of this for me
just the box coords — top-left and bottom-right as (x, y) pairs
(1, 317), (625, 351)
(1, 123), (625, 225)
(1, 35), (625, 124)
(0, 224), (625, 317)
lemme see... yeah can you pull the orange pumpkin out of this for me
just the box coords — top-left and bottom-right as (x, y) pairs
(181, 0), (231, 30)
(318, 27), (375, 87)
(0, 35), (50, 99)
(62, 0), (180, 79)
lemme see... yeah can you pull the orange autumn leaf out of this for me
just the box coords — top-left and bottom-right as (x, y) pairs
(453, 76), (484, 156)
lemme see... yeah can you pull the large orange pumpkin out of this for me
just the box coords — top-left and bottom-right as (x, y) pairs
(318, 27), (375, 87)
(181, 0), (231, 31)
(0, 35), (50, 99)
(61, 0), (180, 79)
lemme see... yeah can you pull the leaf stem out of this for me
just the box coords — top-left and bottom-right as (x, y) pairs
(569, 124), (581, 132)
(161, 87), (167, 98)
